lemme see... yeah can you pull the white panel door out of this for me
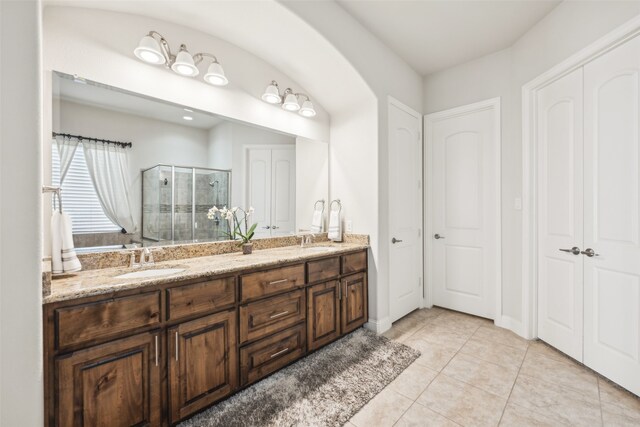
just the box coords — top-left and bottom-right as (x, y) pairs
(428, 101), (499, 319)
(247, 149), (272, 238)
(536, 68), (584, 361)
(583, 35), (640, 395)
(271, 148), (296, 236)
(389, 100), (423, 322)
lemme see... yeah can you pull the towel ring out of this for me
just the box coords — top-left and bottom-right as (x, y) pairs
(314, 199), (325, 213)
(43, 186), (63, 212)
(330, 199), (342, 214)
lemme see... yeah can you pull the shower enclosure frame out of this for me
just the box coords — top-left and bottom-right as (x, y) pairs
(141, 164), (232, 242)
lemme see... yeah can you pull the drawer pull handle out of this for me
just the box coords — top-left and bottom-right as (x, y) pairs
(268, 279), (288, 285)
(270, 310), (289, 319)
(270, 348), (289, 358)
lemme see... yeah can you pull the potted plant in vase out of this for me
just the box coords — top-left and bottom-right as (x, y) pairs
(208, 206), (257, 254)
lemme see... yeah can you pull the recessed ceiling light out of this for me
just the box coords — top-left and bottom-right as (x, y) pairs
(183, 116), (194, 121)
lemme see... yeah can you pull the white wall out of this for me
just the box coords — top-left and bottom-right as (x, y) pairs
(283, 1), (423, 330)
(56, 100), (211, 229)
(0, 1), (44, 425)
(423, 1), (640, 334)
(296, 137), (329, 232)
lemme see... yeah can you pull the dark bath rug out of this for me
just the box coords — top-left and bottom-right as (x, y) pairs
(179, 328), (420, 427)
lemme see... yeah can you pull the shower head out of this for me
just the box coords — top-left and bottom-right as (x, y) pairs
(209, 180), (219, 188)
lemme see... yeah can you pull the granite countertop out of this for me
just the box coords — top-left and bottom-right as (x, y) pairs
(45, 242), (368, 304)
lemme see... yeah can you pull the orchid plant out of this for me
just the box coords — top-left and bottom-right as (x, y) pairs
(208, 205), (257, 245)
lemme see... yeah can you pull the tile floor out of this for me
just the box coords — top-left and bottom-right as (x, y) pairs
(347, 307), (640, 427)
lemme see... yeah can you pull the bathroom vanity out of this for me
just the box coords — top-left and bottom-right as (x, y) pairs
(43, 242), (368, 426)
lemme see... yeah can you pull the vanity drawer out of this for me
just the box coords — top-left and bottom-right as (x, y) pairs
(307, 256), (340, 283)
(167, 276), (236, 321)
(240, 264), (305, 302)
(239, 289), (306, 344)
(55, 291), (161, 350)
(240, 323), (306, 386)
(341, 251), (367, 275)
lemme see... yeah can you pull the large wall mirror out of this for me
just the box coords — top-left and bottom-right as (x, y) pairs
(50, 71), (328, 253)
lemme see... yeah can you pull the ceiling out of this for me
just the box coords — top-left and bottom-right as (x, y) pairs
(336, 0), (561, 76)
(54, 73), (224, 130)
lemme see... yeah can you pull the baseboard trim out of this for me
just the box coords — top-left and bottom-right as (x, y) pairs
(494, 315), (529, 339)
(365, 317), (392, 334)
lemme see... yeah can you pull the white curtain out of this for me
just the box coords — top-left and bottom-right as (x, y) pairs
(54, 136), (79, 184)
(82, 142), (136, 233)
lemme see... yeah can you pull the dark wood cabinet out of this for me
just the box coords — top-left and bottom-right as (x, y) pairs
(341, 272), (368, 334)
(307, 280), (341, 351)
(45, 249), (367, 427)
(55, 331), (162, 427)
(168, 309), (237, 424)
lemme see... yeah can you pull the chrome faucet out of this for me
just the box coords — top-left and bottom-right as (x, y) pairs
(129, 248), (158, 268)
(300, 233), (316, 248)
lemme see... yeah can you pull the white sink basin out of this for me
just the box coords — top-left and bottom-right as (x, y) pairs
(304, 246), (336, 253)
(115, 268), (185, 279)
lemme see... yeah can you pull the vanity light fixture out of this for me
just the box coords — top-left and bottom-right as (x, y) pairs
(261, 80), (316, 118)
(134, 31), (228, 86)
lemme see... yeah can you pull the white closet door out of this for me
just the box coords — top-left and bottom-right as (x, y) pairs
(270, 148), (296, 236)
(247, 149), (272, 238)
(583, 35), (640, 395)
(429, 102), (499, 319)
(536, 68), (585, 361)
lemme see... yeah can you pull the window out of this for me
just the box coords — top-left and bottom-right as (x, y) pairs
(51, 144), (120, 234)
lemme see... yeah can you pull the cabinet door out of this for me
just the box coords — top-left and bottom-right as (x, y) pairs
(55, 331), (161, 427)
(168, 309), (237, 424)
(307, 280), (341, 351)
(341, 273), (368, 334)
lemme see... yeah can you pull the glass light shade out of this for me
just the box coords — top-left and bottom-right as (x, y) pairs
(203, 61), (228, 86)
(299, 99), (316, 117)
(261, 84), (281, 104)
(134, 35), (165, 65)
(171, 46), (199, 77)
(282, 93), (300, 111)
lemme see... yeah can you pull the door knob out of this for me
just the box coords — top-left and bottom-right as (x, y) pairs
(391, 237), (403, 244)
(581, 248), (599, 257)
(262, 225), (271, 229)
(434, 234), (445, 240)
(559, 247), (581, 255)
(272, 226), (279, 230)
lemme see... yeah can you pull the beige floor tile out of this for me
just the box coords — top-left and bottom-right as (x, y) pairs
(519, 351), (599, 401)
(509, 374), (602, 426)
(598, 376), (640, 412)
(394, 403), (460, 427)
(350, 388), (413, 427)
(601, 402), (640, 426)
(459, 337), (526, 369)
(416, 374), (507, 427)
(472, 326), (529, 350)
(499, 402), (568, 427)
(389, 362), (439, 400)
(403, 336), (459, 371)
(394, 312), (429, 332)
(384, 325), (423, 343)
(441, 353), (518, 397)
(413, 307), (446, 321)
(430, 311), (488, 336)
(527, 340), (577, 365)
(412, 324), (471, 350)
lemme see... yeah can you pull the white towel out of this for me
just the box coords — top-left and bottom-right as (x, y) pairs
(310, 209), (323, 233)
(328, 210), (342, 242)
(51, 210), (81, 274)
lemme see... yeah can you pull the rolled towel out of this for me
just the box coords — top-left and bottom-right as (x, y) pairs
(61, 212), (81, 273)
(328, 210), (342, 242)
(51, 211), (63, 274)
(310, 209), (323, 233)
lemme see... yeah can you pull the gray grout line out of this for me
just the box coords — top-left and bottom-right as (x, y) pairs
(496, 339), (530, 426)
